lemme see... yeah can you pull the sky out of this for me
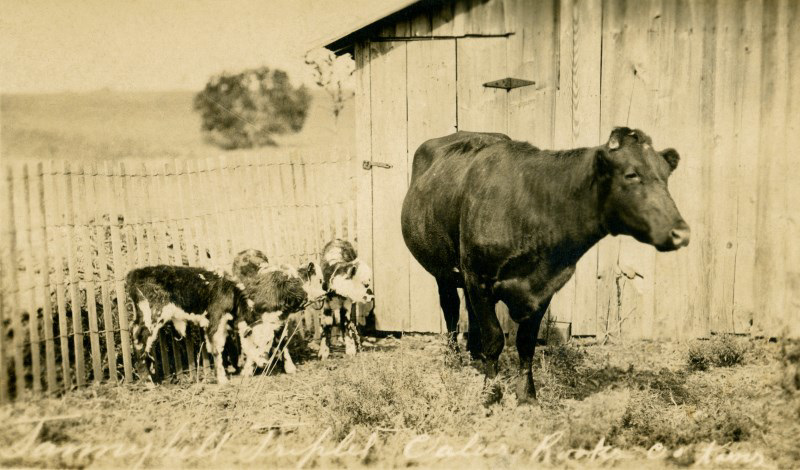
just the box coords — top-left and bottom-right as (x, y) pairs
(0, 0), (379, 93)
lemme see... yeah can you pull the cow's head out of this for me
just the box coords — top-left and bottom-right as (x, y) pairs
(595, 127), (690, 252)
(232, 249), (270, 281)
(296, 261), (326, 307)
(329, 259), (374, 303)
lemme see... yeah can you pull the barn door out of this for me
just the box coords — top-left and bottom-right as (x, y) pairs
(368, 39), (457, 332)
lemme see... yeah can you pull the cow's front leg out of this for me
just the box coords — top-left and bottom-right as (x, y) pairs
(464, 276), (504, 405)
(510, 298), (550, 404)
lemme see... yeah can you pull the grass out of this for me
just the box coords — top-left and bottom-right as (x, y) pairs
(1, 335), (798, 469)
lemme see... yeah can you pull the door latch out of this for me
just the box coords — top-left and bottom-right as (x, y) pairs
(362, 161), (393, 170)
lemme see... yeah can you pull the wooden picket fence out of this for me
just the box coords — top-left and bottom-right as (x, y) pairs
(0, 151), (356, 401)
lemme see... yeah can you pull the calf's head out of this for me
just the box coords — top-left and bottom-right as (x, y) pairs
(596, 127), (690, 252)
(249, 265), (308, 317)
(329, 260), (374, 303)
(297, 261), (326, 307)
(232, 249), (270, 281)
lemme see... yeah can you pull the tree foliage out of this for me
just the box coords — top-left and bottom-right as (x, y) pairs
(193, 67), (311, 149)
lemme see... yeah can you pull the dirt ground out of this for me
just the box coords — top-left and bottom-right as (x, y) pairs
(0, 333), (798, 469)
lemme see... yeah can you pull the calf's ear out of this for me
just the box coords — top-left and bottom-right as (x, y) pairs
(661, 148), (680, 172)
(346, 263), (358, 278)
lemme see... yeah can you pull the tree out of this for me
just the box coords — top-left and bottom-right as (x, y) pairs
(305, 48), (355, 121)
(193, 67), (311, 149)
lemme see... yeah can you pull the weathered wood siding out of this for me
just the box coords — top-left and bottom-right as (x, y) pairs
(354, 0), (799, 338)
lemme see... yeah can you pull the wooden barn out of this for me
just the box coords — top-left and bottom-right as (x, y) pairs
(317, 0), (799, 339)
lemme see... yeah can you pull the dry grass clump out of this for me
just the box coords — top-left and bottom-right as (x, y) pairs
(314, 344), (484, 439)
(687, 335), (749, 371)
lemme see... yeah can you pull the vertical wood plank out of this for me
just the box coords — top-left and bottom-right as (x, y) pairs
(64, 161), (86, 386)
(732, 0), (764, 334)
(34, 162), (58, 392)
(0, 237), (7, 401)
(550, 0), (578, 328)
(216, 155), (238, 263)
(95, 163), (117, 382)
(3, 164), (26, 396)
(47, 160), (72, 390)
(785, 0), (800, 338)
(279, 156), (302, 263)
(107, 161), (133, 382)
(187, 159), (210, 268)
(80, 161), (103, 382)
(355, 41), (374, 277)
(370, 40), (410, 331)
(20, 163), (43, 393)
(754, 0), (789, 338)
(571, 0), (602, 338)
(406, 38), (457, 333)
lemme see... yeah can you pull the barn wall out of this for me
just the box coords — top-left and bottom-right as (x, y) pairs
(354, 0), (800, 339)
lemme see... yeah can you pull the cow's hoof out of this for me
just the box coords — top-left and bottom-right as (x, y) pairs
(284, 362), (297, 374)
(344, 337), (357, 356)
(217, 375), (230, 386)
(145, 381), (156, 390)
(318, 344), (330, 361)
(515, 373), (537, 405)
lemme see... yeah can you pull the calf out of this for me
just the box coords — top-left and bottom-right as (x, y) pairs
(127, 265), (257, 386)
(235, 265), (309, 376)
(237, 262), (327, 375)
(318, 239), (374, 360)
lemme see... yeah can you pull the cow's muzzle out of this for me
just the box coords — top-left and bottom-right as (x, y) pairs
(656, 220), (691, 251)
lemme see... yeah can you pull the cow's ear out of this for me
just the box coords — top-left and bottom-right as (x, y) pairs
(595, 148), (612, 178)
(661, 148), (680, 172)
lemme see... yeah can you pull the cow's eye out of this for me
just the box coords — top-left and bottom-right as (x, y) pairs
(625, 172), (639, 181)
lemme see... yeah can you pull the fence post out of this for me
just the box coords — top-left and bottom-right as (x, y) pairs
(19, 163), (43, 394)
(63, 161), (86, 387)
(80, 161), (104, 383)
(1, 164), (19, 400)
(106, 161), (134, 383)
(47, 161), (72, 391)
(93, 163), (118, 382)
(34, 162), (58, 393)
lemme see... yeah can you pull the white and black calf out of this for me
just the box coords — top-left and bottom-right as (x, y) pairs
(319, 239), (374, 360)
(236, 264), (321, 376)
(127, 265), (257, 386)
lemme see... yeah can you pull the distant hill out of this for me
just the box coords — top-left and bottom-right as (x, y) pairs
(0, 89), (354, 161)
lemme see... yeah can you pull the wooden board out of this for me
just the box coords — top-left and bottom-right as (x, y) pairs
(405, 39), (457, 333)
(369, 40), (410, 331)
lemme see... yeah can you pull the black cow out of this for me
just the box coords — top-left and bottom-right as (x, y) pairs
(401, 128), (690, 404)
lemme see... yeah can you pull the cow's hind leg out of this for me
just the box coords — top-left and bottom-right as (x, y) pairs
(464, 276), (504, 405)
(509, 298), (551, 404)
(436, 278), (461, 349)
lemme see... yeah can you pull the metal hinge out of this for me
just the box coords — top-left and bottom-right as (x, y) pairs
(362, 161), (393, 170)
(483, 77), (536, 91)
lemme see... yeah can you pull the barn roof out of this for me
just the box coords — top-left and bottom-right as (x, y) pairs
(309, 0), (421, 55)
